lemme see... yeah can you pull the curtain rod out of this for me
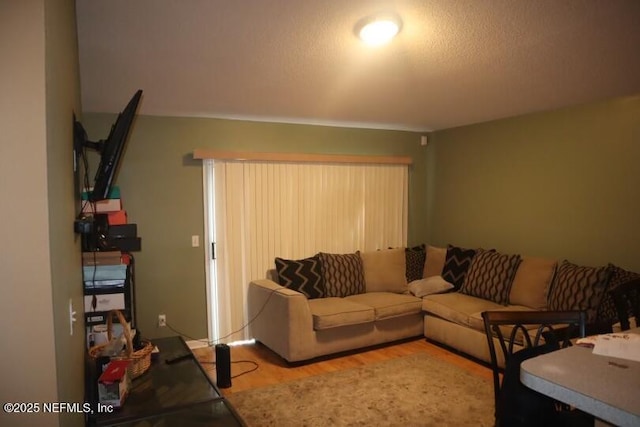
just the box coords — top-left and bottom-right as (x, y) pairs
(192, 149), (412, 165)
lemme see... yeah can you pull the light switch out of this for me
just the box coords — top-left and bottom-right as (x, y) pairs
(191, 235), (200, 247)
(69, 299), (77, 336)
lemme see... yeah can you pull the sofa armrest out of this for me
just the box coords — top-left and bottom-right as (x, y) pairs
(247, 279), (314, 362)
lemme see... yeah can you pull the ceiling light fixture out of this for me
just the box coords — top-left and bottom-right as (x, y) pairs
(356, 14), (402, 46)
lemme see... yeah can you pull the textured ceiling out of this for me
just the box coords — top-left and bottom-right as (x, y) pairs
(76, 0), (640, 131)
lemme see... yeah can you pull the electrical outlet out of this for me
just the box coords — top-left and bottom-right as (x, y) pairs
(158, 314), (166, 327)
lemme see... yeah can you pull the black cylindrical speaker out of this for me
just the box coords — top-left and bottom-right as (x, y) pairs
(215, 343), (232, 388)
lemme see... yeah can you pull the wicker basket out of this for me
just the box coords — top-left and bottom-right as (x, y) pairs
(88, 310), (153, 379)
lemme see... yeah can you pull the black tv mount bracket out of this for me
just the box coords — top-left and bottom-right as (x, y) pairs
(73, 116), (106, 154)
(73, 115), (106, 233)
(73, 115), (108, 177)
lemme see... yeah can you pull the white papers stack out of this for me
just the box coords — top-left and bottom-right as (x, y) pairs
(578, 332), (640, 362)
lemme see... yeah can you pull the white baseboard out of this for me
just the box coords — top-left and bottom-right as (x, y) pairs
(186, 339), (210, 350)
(186, 338), (256, 349)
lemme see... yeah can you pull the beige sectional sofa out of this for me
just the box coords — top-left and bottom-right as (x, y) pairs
(248, 244), (631, 364)
(422, 248), (558, 364)
(248, 248), (425, 363)
(421, 245), (633, 365)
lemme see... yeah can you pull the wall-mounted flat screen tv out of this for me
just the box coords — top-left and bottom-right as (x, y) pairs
(90, 89), (143, 201)
(74, 89), (143, 202)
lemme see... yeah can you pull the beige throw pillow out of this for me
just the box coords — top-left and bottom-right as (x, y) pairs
(423, 245), (447, 278)
(360, 248), (407, 293)
(509, 257), (557, 309)
(408, 276), (454, 298)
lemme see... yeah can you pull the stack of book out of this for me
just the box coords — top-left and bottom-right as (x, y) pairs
(81, 186), (123, 218)
(80, 186), (141, 252)
(83, 253), (127, 288)
(81, 185), (130, 226)
(81, 186), (140, 344)
(83, 252), (129, 317)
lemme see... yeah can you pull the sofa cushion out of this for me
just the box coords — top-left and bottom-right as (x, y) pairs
(467, 304), (536, 333)
(547, 260), (613, 323)
(460, 250), (521, 305)
(360, 248), (407, 293)
(308, 298), (374, 330)
(509, 257), (557, 309)
(318, 252), (366, 297)
(408, 276), (454, 298)
(405, 244), (426, 282)
(345, 292), (422, 320)
(274, 256), (325, 299)
(596, 264), (640, 325)
(423, 245), (447, 278)
(422, 292), (505, 328)
(442, 245), (477, 290)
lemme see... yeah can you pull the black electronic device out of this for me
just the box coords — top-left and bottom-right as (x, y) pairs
(80, 214), (113, 251)
(73, 89), (143, 203)
(107, 224), (137, 239)
(215, 344), (232, 388)
(108, 237), (142, 252)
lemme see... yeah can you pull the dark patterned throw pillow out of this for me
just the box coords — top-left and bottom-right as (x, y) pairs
(547, 260), (613, 323)
(318, 252), (366, 297)
(275, 256), (325, 299)
(442, 245), (478, 290)
(460, 250), (521, 305)
(405, 244), (426, 282)
(596, 265), (640, 325)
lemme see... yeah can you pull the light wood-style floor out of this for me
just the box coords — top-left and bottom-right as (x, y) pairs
(192, 337), (493, 396)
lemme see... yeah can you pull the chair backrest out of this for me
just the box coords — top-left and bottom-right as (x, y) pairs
(610, 278), (640, 331)
(481, 310), (587, 426)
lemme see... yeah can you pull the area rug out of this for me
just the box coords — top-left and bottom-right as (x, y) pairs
(226, 353), (494, 427)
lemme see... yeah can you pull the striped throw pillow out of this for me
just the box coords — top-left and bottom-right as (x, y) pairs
(460, 250), (521, 305)
(547, 260), (612, 323)
(442, 245), (477, 290)
(596, 265), (639, 325)
(275, 256), (326, 299)
(318, 252), (366, 297)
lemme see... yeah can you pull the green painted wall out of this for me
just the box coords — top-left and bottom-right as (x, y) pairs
(427, 95), (640, 271)
(82, 115), (426, 339)
(83, 94), (640, 341)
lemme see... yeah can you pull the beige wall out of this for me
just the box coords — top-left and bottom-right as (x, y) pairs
(45, 0), (86, 426)
(82, 115), (426, 339)
(427, 95), (640, 271)
(0, 1), (83, 426)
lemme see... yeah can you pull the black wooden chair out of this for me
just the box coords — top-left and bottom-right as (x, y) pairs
(610, 278), (640, 331)
(481, 310), (590, 427)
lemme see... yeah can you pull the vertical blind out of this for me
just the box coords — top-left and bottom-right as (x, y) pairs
(209, 160), (408, 342)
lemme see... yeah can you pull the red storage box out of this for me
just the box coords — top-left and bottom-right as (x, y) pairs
(107, 210), (128, 225)
(98, 360), (131, 408)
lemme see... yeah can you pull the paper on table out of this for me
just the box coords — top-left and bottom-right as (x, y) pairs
(590, 333), (640, 362)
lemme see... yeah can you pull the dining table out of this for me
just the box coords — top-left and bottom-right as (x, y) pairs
(520, 327), (640, 427)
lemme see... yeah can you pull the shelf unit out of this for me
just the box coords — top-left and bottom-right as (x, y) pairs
(83, 252), (137, 346)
